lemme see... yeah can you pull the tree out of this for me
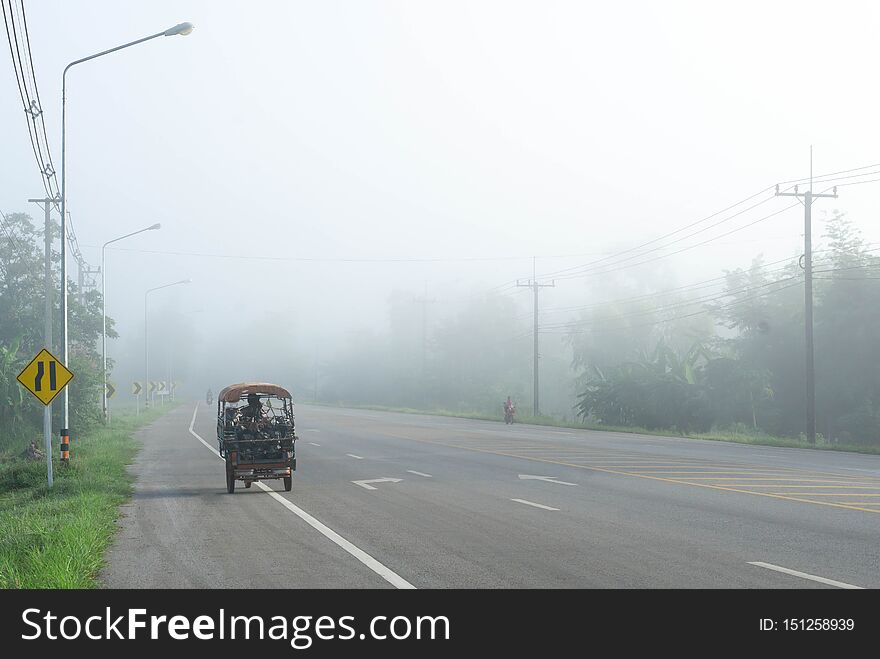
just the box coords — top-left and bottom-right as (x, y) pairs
(576, 338), (714, 434)
(0, 211), (111, 450)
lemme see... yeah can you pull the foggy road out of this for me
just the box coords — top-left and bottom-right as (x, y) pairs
(101, 403), (880, 589)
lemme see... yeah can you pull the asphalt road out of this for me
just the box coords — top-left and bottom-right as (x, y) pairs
(101, 402), (880, 588)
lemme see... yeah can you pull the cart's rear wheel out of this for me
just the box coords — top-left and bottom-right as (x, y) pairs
(225, 459), (235, 494)
(283, 475), (292, 492)
(244, 481), (252, 489)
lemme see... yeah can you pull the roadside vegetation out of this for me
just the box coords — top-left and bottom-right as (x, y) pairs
(0, 406), (171, 588)
(0, 211), (176, 587)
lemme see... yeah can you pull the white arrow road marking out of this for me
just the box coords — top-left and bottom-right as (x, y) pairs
(352, 478), (403, 491)
(406, 470), (433, 478)
(511, 498), (560, 511)
(347, 454), (364, 460)
(518, 474), (578, 486)
(188, 405), (414, 589)
(748, 562), (863, 589)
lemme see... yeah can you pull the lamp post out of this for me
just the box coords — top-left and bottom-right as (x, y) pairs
(101, 223), (161, 422)
(145, 279), (190, 408)
(60, 21), (193, 448)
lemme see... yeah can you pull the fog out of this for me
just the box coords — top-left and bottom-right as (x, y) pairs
(3, 1), (880, 429)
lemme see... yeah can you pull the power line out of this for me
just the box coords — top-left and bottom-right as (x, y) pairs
(20, 0), (57, 192)
(540, 273), (801, 331)
(2, 1), (95, 292)
(431, 164), (880, 304)
(2, 0), (51, 201)
(539, 175), (875, 284)
(545, 279), (805, 336)
(518, 257), (799, 320)
(551, 202), (800, 283)
(484, 164), (880, 298)
(538, 186), (777, 281)
(521, 244), (880, 319)
(545, 178), (865, 285)
(776, 161), (880, 186)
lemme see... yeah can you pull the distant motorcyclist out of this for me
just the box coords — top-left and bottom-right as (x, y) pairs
(503, 396), (515, 424)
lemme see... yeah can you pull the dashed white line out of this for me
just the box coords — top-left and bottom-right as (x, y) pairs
(406, 470), (433, 478)
(518, 474), (578, 486)
(188, 404), (414, 589)
(351, 478), (402, 491)
(748, 562), (863, 589)
(510, 498), (560, 511)
(308, 442), (321, 447)
(347, 454), (364, 460)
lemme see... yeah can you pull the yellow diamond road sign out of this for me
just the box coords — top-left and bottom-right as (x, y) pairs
(16, 348), (74, 406)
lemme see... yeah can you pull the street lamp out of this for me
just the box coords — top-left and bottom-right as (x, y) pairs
(59, 21), (193, 447)
(102, 223), (161, 422)
(145, 279), (191, 408)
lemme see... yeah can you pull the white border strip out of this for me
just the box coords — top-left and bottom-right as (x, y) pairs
(748, 561), (863, 589)
(188, 405), (415, 589)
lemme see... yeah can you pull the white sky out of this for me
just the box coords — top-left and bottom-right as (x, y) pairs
(2, 1), (880, 386)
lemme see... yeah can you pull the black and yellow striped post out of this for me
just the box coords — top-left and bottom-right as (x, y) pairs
(60, 428), (70, 463)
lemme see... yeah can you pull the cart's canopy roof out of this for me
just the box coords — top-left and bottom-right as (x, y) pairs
(218, 383), (292, 402)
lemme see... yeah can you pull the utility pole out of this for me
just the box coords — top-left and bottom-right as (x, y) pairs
(313, 343), (319, 403)
(413, 281), (437, 407)
(78, 265), (100, 307)
(775, 148), (838, 444)
(28, 196), (59, 487)
(517, 257), (555, 417)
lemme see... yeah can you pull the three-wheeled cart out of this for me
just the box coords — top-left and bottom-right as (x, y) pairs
(216, 383), (297, 493)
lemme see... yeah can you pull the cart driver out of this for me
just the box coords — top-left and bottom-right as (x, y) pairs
(241, 392), (265, 422)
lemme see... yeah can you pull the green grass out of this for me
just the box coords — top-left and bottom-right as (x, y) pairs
(310, 401), (880, 455)
(0, 405), (176, 588)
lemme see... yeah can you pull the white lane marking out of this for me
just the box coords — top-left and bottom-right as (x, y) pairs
(347, 454), (364, 460)
(510, 498), (560, 511)
(188, 405), (415, 589)
(406, 470), (433, 478)
(352, 477), (403, 491)
(304, 429), (321, 433)
(748, 562), (863, 589)
(518, 474), (578, 486)
(308, 442), (321, 447)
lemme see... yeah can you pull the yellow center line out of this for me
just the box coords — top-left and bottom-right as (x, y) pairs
(766, 492), (880, 497)
(691, 482), (880, 487)
(648, 476), (880, 488)
(379, 432), (880, 514)
(614, 470), (798, 475)
(829, 502), (880, 506)
(442, 441), (879, 478)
